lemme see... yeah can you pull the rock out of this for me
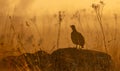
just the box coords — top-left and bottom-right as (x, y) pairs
(50, 48), (113, 71)
(0, 48), (114, 71)
(34, 50), (51, 71)
(0, 50), (50, 71)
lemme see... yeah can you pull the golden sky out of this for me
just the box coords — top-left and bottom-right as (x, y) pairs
(33, 0), (120, 13)
(0, 0), (120, 15)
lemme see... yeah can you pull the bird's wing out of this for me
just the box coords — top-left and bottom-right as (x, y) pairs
(77, 32), (85, 41)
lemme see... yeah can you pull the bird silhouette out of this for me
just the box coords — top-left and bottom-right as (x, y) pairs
(70, 25), (85, 48)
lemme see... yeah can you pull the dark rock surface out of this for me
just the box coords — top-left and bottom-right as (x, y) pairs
(0, 48), (114, 71)
(50, 48), (113, 71)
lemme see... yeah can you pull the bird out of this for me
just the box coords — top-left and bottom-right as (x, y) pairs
(70, 25), (85, 49)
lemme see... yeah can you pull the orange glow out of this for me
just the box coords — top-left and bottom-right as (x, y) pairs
(0, 0), (120, 15)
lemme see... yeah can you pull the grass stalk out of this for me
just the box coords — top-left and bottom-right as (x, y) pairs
(92, 2), (108, 53)
(56, 11), (62, 49)
(95, 10), (107, 53)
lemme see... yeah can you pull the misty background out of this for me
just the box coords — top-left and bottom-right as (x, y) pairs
(0, 0), (120, 66)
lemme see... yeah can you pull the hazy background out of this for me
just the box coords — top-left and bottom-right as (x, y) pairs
(0, 0), (120, 15)
(0, 1), (120, 69)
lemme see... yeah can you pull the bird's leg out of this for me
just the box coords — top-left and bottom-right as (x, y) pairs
(76, 45), (77, 48)
(81, 46), (84, 48)
(79, 45), (81, 49)
(78, 45), (80, 49)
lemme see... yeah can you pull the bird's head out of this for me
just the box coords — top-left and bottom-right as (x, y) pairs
(70, 25), (76, 31)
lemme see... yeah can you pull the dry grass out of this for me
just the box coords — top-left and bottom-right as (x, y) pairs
(0, 2), (120, 70)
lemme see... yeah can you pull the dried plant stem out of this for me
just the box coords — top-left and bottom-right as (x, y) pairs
(57, 20), (61, 49)
(32, 16), (41, 36)
(56, 11), (62, 49)
(9, 17), (16, 49)
(95, 10), (108, 53)
(114, 14), (117, 40)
